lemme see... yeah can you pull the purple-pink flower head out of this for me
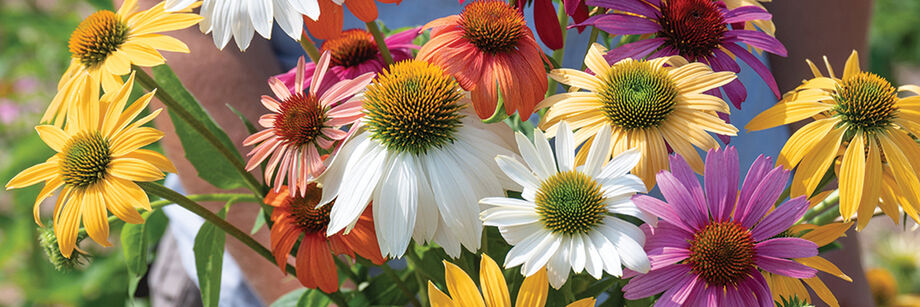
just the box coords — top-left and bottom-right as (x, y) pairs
(624, 147), (817, 306)
(577, 0), (786, 108)
(275, 27), (420, 94)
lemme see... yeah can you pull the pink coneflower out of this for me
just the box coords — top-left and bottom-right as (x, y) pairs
(244, 52), (375, 197)
(577, 0), (786, 107)
(275, 27), (419, 93)
(624, 147), (818, 306)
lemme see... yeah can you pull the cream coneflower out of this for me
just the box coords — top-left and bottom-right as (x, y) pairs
(244, 52), (375, 197)
(165, 0), (320, 50)
(6, 72), (175, 257)
(317, 59), (518, 258)
(45, 0), (201, 127)
(747, 50), (920, 230)
(539, 43), (738, 189)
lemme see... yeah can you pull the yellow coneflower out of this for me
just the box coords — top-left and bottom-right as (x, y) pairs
(428, 254), (596, 307)
(45, 0), (200, 126)
(747, 50), (920, 230)
(539, 43), (737, 188)
(764, 222), (854, 307)
(6, 72), (175, 257)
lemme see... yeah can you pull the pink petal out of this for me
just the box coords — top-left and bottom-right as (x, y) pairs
(295, 56), (306, 93)
(657, 272), (700, 305)
(754, 255), (817, 278)
(623, 264), (692, 300)
(736, 166), (789, 228)
(703, 146), (739, 222)
(755, 237), (818, 259)
(310, 51), (333, 96)
(318, 72), (376, 107)
(245, 138), (280, 170)
(306, 144), (324, 177)
(723, 6), (772, 24)
(321, 127), (348, 140)
(243, 129), (275, 146)
(263, 143), (289, 184)
(258, 114), (276, 128)
(751, 196), (808, 241)
(632, 195), (695, 234)
(648, 247), (690, 270)
(268, 77), (292, 101)
(604, 37), (664, 64)
(327, 99), (365, 119)
(261, 95), (282, 113)
(667, 154), (707, 217)
(587, 0), (658, 17)
(316, 135), (336, 149)
(657, 171), (708, 230)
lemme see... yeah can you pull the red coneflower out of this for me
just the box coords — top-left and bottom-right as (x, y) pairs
(418, 0), (549, 119)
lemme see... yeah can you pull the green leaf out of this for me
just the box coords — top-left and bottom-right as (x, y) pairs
(121, 219), (148, 278)
(193, 205), (230, 307)
(363, 269), (420, 305)
(251, 207), (267, 235)
(86, 0), (115, 10)
(227, 104), (259, 134)
(271, 289), (307, 307)
(150, 65), (245, 190)
(296, 289), (331, 307)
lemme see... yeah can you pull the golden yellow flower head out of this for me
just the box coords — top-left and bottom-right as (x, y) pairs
(6, 73), (175, 258)
(747, 50), (920, 230)
(428, 254), (596, 307)
(539, 43), (737, 188)
(44, 0), (201, 127)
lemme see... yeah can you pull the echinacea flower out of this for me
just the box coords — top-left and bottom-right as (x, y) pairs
(747, 50), (920, 230)
(45, 0), (200, 126)
(723, 0), (775, 39)
(303, 0), (402, 39)
(265, 185), (384, 293)
(275, 27), (420, 93)
(428, 253), (596, 307)
(480, 122), (652, 288)
(317, 59), (518, 258)
(244, 52), (375, 197)
(624, 147), (818, 306)
(765, 222), (854, 307)
(6, 72), (174, 258)
(164, 0), (319, 50)
(578, 0), (786, 107)
(539, 44), (738, 189)
(418, 0), (549, 119)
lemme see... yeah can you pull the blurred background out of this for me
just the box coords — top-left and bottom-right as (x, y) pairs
(1, 0), (920, 306)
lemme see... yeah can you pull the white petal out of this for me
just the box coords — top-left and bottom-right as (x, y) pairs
(480, 206), (540, 227)
(533, 129), (558, 176)
(582, 234), (604, 279)
(318, 131), (369, 206)
(412, 157), (439, 244)
(570, 234), (586, 273)
(424, 149), (482, 251)
(373, 153), (418, 258)
(209, 0), (235, 49)
(599, 175), (648, 198)
(583, 124), (613, 177)
(289, 0), (320, 20)
(607, 198), (657, 227)
(229, 1), (255, 50)
(554, 122), (575, 172)
(604, 216), (646, 246)
(515, 132), (553, 179)
(599, 223), (650, 273)
(588, 230), (622, 276)
(499, 222), (545, 245)
(433, 217), (462, 257)
(248, 0), (273, 38)
(546, 241), (570, 289)
(495, 155), (541, 191)
(479, 197), (536, 209)
(325, 141), (388, 236)
(273, 0), (304, 40)
(520, 234), (563, 277)
(164, 0), (197, 11)
(505, 230), (551, 269)
(598, 148), (642, 179)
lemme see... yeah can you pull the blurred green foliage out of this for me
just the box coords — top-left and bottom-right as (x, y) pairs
(868, 0), (920, 82)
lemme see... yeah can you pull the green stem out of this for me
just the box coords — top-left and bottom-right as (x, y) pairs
(334, 256), (362, 286)
(138, 182), (295, 275)
(132, 68), (264, 197)
(801, 190), (840, 223)
(300, 33), (321, 63)
(405, 246), (431, 305)
(328, 291), (350, 307)
(580, 27), (601, 71)
(366, 258), (421, 307)
(812, 202), (842, 226)
(366, 21), (394, 65)
(561, 280), (576, 302)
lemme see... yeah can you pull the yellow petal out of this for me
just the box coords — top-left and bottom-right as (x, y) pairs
(802, 277), (840, 307)
(33, 176), (63, 226)
(796, 256), (851, 282)
(537, 92), (601, 110)
(899, 85), (920, 96)
(55, 189), (84, 258)
(856, 136), (882, 230)
(790, 125), (844, 197)
(805, 59), (824, 78)
(123, 149), (177, 173)
(115, 91), (157, 134)
(101, 73), (137, 135)
(677, 93), (730, 113)
(777, 118), (838, 169)
(822, 56), (837, 79)
(842, 50), (861, 80)
(444, 261), (485, 307)
(82, 186), (112, 246)
(800, 77), (839, 91)
(101, 182), (144, 224)
(104, 50), (132, 76)
(132, 34), (190, 53)
(745, 101), (833, 131)
(515, 267), (548, 307)
(35, 125), (70, 152)
(6, 161), (57, 189)
(548, 69), (602, 92)
(110, 127), (164, 157)
(428, 281), (458, 307)
(801, 222), (853, 247)
(108, 157), (165, 182)
(119, 42), (166, 67)
(674, 71), (736, 95)
(117, 0), (137, 16)
(659, 125), (704, 173)
(877, 132), (920, 210)
(584, 43), (610, 77)
(480, 255), (511, 307)
(565, 298), (597, 307)
(838, 131), (865, 222)
(111, 178), (152, 210)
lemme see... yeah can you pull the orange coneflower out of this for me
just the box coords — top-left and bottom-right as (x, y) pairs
(303, 0), (402, 39)
(266, 185), (385, 293)
(418, 0), (549, 119)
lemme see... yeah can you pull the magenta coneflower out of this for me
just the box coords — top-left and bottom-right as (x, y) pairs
(624, 147), (818, 306)
(578, 0), (786, 107)
(275, 27), (419, 94)
(244, 52), (374, 197)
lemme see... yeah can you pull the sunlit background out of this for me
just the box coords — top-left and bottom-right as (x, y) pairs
(1, 0), (920, 306)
